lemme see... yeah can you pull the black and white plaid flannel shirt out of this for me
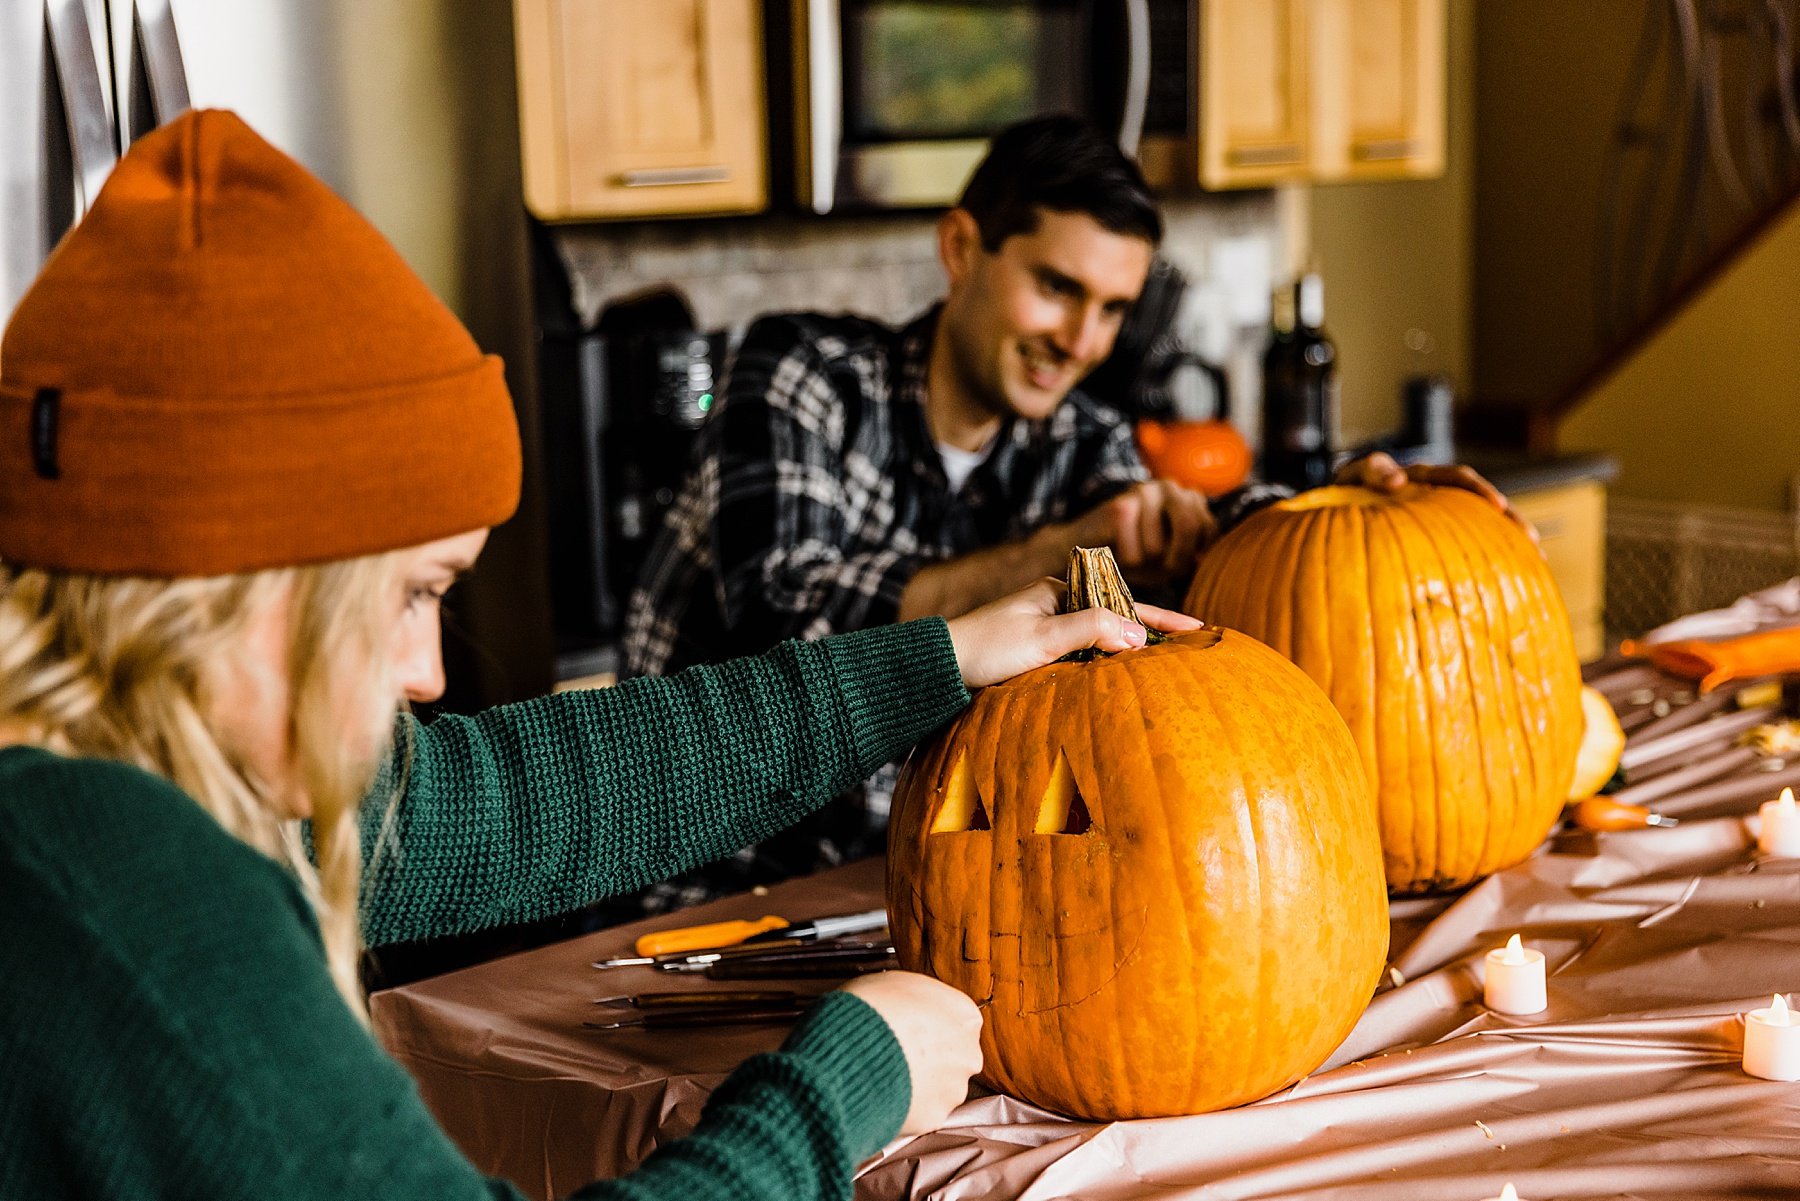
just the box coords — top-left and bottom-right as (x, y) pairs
(624, 306), (1148, 679)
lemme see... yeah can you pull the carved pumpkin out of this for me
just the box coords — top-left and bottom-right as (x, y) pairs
(1183, 484), (1584, 894)
(888, 551), (1388, 1120)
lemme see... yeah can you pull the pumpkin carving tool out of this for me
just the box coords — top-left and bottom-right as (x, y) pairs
(583, 991), (815, 1030)
(591, 989), (808, 1010)
(1572, 796), (1679, 832)
(658, 942), (897, 975)
(737, 907), (888, 944)
(628, 915), (790, 960)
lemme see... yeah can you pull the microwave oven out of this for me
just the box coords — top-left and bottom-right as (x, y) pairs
(786, 0), (1192, 214)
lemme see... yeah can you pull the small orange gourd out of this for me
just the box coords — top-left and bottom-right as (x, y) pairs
(888, 549), (1388, 1120)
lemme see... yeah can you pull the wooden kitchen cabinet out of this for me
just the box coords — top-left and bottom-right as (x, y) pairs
(1508, 480), (1608, 663)
(1197, 0), (1314, 189)
(1310, 0), (1445, 182)
(513, 0), (766, 220)
(1188, 0), (1445, 190)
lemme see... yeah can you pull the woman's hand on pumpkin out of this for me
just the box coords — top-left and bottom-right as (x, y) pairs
(1336, 452), (1539, 545)
(944, 577), (1203, 688)
(838, 971), (984, 1135)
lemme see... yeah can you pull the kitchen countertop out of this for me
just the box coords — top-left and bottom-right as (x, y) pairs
(1459, 448), (1619, 496)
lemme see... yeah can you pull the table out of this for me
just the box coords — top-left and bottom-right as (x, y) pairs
(372, 664), (1800, 1201)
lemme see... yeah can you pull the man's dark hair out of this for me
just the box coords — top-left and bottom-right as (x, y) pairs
(957, 114), (1162, 252)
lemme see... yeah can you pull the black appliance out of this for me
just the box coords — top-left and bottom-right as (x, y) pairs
(1082, 256), (1228, 422)
(535, 261), (729, 660)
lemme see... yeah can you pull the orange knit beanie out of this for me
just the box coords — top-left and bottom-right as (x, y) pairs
(0, 109), (521, 577)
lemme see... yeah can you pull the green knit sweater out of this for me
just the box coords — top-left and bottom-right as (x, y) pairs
(0, 619), (970, 1201)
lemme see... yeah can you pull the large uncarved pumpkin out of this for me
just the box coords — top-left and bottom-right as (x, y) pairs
(888, 556), (1387, 1120)
(1183, 484), (1583, 894)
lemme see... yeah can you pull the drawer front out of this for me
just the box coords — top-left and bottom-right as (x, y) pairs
(1509, 481), (1606, 661)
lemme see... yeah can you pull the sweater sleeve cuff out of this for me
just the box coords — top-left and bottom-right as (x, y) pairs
(814, 618), (971, 771)
(778, 991), (912, 1155)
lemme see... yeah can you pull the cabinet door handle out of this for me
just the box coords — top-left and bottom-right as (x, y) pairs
(615, 166), (733, 188)
(1227, 143), (1303, 167)
(1353, 138), (1419, 162)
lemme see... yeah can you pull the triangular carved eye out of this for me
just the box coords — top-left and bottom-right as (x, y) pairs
(1034, 751), (1092, 835)
(931, 754), (991, 833)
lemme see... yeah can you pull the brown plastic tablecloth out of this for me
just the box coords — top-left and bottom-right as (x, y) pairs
(372, 666), (1800, 1201)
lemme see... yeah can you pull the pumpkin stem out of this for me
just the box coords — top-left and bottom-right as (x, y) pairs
(1060, 546), (1167, 660)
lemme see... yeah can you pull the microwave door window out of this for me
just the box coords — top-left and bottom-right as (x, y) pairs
(844, 1), (1084, 143)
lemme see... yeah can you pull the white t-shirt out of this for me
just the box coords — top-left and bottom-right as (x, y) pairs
(936, 436), (998, 493)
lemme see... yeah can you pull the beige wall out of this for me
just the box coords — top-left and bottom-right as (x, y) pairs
(1558, 202), (1800, 511)
(1307, 0), (1475, 447)
(330, 0), (554, 701)
(1470, 0), (1639, 409)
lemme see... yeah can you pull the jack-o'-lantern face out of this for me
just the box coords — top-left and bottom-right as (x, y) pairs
(887, 628), (1389, 1121)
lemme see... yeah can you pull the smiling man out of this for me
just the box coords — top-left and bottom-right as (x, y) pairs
(616, 115), (1210, 911)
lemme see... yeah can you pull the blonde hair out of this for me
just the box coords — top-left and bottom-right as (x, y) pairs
(0, 553), (404, 1014)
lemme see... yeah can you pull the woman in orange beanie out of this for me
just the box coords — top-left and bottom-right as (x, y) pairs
(0, 111), (1195, 1200)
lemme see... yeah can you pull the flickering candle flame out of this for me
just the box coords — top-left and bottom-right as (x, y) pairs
(1758, 788), (1800, 856)
(1500, 1186), (1519, 1201)
(1744, 993), (1800, 1079)
(1484, 934), (1547, 1015)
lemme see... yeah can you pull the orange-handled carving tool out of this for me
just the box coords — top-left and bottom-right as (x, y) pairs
(631, 915), (790, 960)
(1573, 797), (1679, 832)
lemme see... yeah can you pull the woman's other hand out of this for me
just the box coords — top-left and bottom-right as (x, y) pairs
(944, 577), (1203, 689)
(838, 971), (983, 1135)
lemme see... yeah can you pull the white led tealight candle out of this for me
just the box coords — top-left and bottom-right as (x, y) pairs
(1744, 994), (1800, 1081)
(1758, 788), (1800, 857)
(1478, 1185), (1521, 1201)
(1484, 934), (1547, 1015)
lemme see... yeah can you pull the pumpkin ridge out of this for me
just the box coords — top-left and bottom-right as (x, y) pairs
(981, 673), (1023, 1086)
(1336, 502), (1380, 804)
(1126, 647), (1205, 1106)
(1292, 508), (1333, 701)
(1407, 500), (1478, 887)
(1041, 668), (1089, 1109)
(1378, 503), (1437, 888)
(1414, 496), (1507, 883)
(1430, 495), (1523, 879)
(1090, 655), (1139, 1111)
(1361, 500), (1410, 869)
(1199, 641), (1272, 1102)
(1425, 500), (1502, 879)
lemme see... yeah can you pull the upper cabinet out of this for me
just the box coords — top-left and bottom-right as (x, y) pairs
(513, 0), (767, 220)
(1310, 0), (1446, 182)
(1198, 0), (1314, 189)
(1178, 0), (1445, 191)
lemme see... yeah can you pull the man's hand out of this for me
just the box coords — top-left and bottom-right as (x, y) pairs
(1066, 479), (1217, 587)
(1336, 452), (1537, 544)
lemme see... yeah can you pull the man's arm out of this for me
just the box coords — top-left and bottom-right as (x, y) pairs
(897, 478), (1216, 620)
